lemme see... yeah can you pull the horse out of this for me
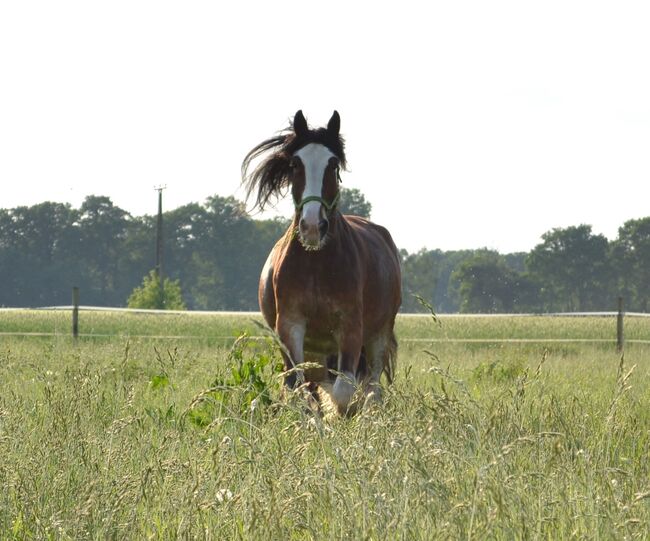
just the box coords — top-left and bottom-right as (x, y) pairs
(241, 110), (401, 415)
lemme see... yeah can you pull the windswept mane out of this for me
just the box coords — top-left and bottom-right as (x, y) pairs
(241, 113), (346, 211)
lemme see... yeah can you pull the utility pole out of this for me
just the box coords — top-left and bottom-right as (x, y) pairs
(154, 185), (167, 307)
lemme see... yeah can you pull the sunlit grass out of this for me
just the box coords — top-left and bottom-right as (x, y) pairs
(0, 313), (649, 539)
(2, 309), (650, 342)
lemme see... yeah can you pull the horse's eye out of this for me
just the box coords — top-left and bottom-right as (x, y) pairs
(290, 157), (301, 169)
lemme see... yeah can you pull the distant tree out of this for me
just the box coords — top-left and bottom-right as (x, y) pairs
(400, 248), (443, 312)
(159, 195), (284, 310)
(611, 217), (650, 311)
(431, 250), (480, 313)
(3, 193), (643, 314)
(452, 252), (525, 313)
(503, 252), (528, 273)
(400, 248), (528, 313)
(190, 195), (259, 310)
(76, 196), (132, 304)
(127, 270), (186, 310)
(161, 202), (207, 308)
(527, 225), (611, 311)
(339, 188), (372, 218)
(0, 202), (78, 306)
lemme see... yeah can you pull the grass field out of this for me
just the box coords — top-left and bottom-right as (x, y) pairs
(1, 310), (649, 539)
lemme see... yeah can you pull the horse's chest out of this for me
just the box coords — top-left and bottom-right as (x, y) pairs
(296, 285), (346, 323)
(277, 261), (351, 304)
(276, 265), (351, 323)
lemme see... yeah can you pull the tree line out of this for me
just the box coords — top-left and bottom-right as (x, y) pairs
(401, 221), (650, 313)
(1, 192), (648, 312)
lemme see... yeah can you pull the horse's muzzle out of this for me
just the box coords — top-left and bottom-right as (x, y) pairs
(299, 217), (329, 249)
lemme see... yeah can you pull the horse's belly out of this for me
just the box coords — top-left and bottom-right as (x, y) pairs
(303, 334), (337, 356)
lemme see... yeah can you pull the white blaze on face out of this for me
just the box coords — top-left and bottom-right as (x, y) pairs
(294, 143), (335, 228)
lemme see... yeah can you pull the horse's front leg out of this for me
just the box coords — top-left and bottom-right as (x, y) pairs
(332, 322), (363, 415)
(276, 317), (305, 389)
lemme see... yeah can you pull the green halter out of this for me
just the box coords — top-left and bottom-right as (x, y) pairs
(295, 191), (341, 213)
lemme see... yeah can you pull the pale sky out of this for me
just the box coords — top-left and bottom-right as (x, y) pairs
(1, 1), (649, 254)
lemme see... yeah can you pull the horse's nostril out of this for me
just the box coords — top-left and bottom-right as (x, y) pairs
(318, 219), (329, 237)
(299, 218), (308, 233)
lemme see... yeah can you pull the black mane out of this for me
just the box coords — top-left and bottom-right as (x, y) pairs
(241, 112), (346, 211)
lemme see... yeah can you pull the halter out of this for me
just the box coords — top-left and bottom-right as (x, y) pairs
(295, 168), (342, 214)
(295, 191), (341, 214)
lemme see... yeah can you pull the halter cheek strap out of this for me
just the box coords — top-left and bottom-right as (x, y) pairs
(295, 191), (341, 214)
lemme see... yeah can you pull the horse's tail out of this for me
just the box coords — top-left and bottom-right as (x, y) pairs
(383, 330), (398, 384)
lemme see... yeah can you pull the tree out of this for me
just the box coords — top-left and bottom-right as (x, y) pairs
(452, 252), (533, 313)
(0, 202), (78, 306)
(189, 195), (259, 310)
(160, 195), (286, 310)
(339, 188), (372, 218)
(2, 193), (643, 314)
(612, 217), (650, 311)
(76, 196), (132, 304)
(127, 270), (186, 310)
(527, 225), (612, 311)
(400, 248), (443, 312)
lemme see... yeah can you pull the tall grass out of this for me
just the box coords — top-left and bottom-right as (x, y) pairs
(0, 314), (649, 539)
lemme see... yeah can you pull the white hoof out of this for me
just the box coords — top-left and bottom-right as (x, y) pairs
(332, 372), (356, 414)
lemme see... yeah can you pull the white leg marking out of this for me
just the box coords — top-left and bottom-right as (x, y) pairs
(287, 323), (305, 366)
(332, 371), (356, 410)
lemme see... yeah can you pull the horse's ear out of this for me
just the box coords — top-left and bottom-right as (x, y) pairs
(327, 111), (340, 136)
(293, 110), (308, 137)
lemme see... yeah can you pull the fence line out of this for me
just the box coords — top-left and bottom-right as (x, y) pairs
(2, 332), (650, 346)
(1, 306), (650, 318)
(2, 305), (649, 348)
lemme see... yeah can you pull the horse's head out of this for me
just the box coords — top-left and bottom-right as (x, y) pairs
(242, 110), (346, 251)
(290, 110), (343, 249)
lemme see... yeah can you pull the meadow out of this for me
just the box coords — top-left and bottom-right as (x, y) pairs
(1, 310), (649, 539)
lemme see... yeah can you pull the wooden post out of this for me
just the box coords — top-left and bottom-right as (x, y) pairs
(154, 185), (166, 309)
(72, 286), (79, 339)
(617, 296), (624, 352)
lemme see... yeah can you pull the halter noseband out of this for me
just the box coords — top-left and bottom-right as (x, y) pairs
(295, 191), (341, 214)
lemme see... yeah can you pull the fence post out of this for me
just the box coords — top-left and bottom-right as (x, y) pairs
(616, 296), (624, 352)
(72, 287), (80, 339)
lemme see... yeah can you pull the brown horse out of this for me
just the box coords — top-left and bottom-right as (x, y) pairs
(242, 110), (401, 415)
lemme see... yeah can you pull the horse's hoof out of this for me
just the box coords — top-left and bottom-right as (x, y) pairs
(332, 372), (356, 414)
(362, 386), (383, 413)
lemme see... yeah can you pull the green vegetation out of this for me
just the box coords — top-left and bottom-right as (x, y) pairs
(1, 312), (649, 539)
(0, 189), (371, 311)
(2, 195), (650, 313)
(127, 270), (187, 310)
(402, 221), (650, 313)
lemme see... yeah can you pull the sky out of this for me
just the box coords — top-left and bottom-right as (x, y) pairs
(1, 1), (649, 254)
